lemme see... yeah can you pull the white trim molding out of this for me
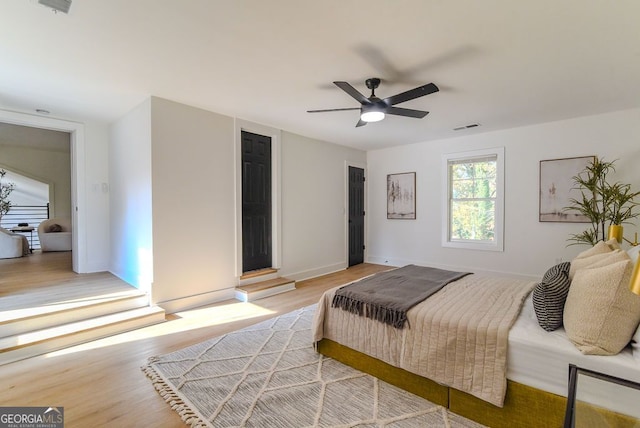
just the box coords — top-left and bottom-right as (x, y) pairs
(0, 109), (87, 272)
(233, 119), (282, 279)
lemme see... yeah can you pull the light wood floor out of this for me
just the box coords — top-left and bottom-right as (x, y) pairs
(0, 258), (391, 427)
(0, 252), (141, 314)
(0, 251), (135, 296)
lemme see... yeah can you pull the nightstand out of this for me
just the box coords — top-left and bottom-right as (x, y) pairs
(564, 364), (640, 427)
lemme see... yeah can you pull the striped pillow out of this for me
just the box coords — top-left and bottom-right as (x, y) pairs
(533, 262), (571, 331)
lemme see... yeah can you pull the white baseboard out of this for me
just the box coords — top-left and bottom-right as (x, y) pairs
(156, 288), (236, 314)
(282, 262), (347, 282)
(365, 256), (410, 268)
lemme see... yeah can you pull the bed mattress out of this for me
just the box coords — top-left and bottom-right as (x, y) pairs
(508, 294), (640, 418)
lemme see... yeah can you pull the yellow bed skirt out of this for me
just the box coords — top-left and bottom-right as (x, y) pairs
(317, 338), (567, 427)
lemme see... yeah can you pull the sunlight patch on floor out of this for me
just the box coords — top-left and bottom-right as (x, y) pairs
(45, 302), (276, 357)
(0, 291), (146, 321)
(172, 302), (276, 321)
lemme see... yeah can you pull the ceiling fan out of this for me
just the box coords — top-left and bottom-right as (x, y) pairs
(307, 78), (439, 127)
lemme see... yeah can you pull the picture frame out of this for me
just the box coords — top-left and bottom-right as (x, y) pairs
(539, 156), (595, 223)
(387, 172), (416, 219)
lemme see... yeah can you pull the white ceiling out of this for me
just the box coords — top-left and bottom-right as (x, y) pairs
(1, 1), (639, 151)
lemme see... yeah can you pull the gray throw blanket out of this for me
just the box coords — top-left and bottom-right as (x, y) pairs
(332, 265), (471, 329)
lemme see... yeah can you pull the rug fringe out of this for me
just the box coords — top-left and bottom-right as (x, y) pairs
(141, 363), (209, 428)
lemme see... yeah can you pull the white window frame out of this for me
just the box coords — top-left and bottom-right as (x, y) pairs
(442, 147), (504, 251)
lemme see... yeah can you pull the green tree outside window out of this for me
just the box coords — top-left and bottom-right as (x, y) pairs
(449, 158), (497, 242)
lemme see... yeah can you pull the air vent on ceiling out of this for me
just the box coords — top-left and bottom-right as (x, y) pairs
(38, 0), (72, 14)
(453, 123), (481, 131)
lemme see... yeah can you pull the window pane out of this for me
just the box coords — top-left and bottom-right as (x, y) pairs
(451, 163), (473, 179)
(451, 179), (474, 198)
(443, 148), (503, 251)
(473, 162), (496, 179)
(450, 157), (496, 242)
(450, 200), (495, 241)
(472, 178), (496, 198)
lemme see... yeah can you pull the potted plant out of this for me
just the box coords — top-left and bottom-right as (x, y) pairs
(0, 168), (15, 224)
(565, 158), (640, 246)
(607, 182), (640, 243)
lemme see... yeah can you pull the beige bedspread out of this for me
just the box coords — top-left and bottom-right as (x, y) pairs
(312, 273), (535, 407)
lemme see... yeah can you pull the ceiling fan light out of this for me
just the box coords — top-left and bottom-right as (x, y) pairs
(360, 110), (385, 123)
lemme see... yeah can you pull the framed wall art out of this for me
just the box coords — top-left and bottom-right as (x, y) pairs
(539, 156), (595, 222)
(387, 172), (416, 219)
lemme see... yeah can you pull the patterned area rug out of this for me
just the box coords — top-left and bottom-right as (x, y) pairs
(142, 305), (485, 427)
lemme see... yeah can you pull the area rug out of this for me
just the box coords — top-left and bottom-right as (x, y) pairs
(142, 305), (485, 427)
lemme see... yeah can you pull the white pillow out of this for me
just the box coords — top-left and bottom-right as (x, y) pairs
(569, 240), (614, 280)
(627, 245), (640, 264)
(569, 249), (629, 280)
(573, 240), (613, 260)
(606, 238), (622, 251)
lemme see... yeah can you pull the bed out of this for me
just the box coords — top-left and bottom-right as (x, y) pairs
(312, 244), (640, 427)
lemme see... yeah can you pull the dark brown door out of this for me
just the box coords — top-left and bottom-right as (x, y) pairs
(348, 166), (365, 266)
(242, 131), (272, 272)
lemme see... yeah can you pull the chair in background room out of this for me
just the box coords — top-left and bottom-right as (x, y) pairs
(0, 227), (29, 258)
(38, 217), (72, 252)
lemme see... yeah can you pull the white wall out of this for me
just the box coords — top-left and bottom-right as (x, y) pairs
(110, 97), (367, 312)
(366, 108), (640, 279)
(0, 171), (48, 206)
(149, 97), (236, 308)
(109, 100), (153, 290)
(83, 121), (111, 271)
(280, 132), (367, 279)
(0, 124), (71, 218)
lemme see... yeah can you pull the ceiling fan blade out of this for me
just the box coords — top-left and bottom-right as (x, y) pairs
(334, 81), (371, 105)
(307, 107), (361, 113)
(383, 82), (439, 106)
(356, 119), (367, 127)
(385, 106), (429, 119)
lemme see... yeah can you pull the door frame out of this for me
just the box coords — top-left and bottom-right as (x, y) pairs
(344, 161), (367, 266)
(0, 108), (86, 273)
(234, 119), (282, 277)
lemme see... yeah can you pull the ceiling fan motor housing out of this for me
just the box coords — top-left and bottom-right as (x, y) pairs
(365, 78), (381, 91)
